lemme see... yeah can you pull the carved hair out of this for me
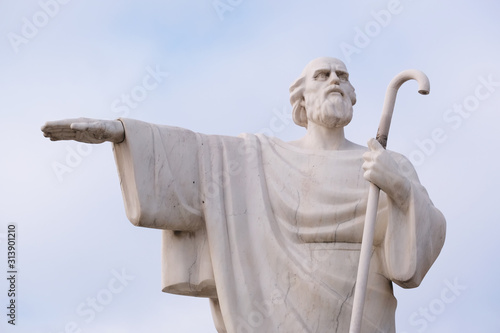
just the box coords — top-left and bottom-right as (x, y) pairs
(289, 77), (308, 128)
(289, 63), (357, 128)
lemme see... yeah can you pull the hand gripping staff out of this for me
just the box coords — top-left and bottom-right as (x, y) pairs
(348, 70), (430, 333)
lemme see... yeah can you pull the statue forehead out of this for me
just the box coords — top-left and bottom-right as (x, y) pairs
(301, 57), (348, 76)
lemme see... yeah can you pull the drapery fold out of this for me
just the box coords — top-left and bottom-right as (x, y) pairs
(112, 118), (446, 333)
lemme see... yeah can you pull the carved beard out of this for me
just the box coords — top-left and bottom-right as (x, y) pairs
(305, 93), (353, 128)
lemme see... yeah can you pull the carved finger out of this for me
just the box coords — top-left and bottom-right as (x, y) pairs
(367, 138), (384, 152)
(42, 119), (82, 131)
(362, 151), (373, 162)
(362, 160), (372, 172)
(44, 128), (79, 135)
(49, 133), (77, 141)
(70, 123), (91, 132)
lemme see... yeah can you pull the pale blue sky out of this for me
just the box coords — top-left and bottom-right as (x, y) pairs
(1, 0), (499, 332)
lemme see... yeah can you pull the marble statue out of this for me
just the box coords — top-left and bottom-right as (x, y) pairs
(41, 57), (446, 333)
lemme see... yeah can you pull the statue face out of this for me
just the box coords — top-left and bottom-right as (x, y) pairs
(302, 58), (355, 129)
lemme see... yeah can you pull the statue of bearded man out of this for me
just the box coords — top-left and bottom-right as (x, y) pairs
(42, 57), (446, 333)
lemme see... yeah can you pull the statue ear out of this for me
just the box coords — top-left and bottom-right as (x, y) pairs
(348, 83), (357, 106)
(290, 76), (307, 128)
(289, 77), (304, 95)
(289, 77), (305, 105)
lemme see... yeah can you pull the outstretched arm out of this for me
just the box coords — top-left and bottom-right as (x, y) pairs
(41, 118), (125, 144)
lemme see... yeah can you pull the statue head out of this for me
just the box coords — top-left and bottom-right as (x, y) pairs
(289, 57), (357, 128)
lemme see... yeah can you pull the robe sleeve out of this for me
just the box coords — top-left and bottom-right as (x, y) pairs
(112, 118), (216, 297)
(382, 152), (446, 288)
(112, 118), (203, 231)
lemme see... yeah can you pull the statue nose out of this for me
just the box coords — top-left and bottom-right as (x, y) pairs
(329, 74), (340, 85)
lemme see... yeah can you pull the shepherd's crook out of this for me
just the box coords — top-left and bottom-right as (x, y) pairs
(348, 70), (430, 333)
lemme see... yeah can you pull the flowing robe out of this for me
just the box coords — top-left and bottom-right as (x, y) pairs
(112, 119), (446, 333)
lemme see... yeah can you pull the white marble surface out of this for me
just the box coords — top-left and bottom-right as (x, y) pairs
(42, 57), (446, 333)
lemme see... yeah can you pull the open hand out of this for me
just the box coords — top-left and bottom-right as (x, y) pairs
(41, 118), (125, 144)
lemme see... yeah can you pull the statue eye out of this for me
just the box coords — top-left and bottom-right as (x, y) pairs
(315, 71), (330, 80)
(337, 72), (348, 81)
